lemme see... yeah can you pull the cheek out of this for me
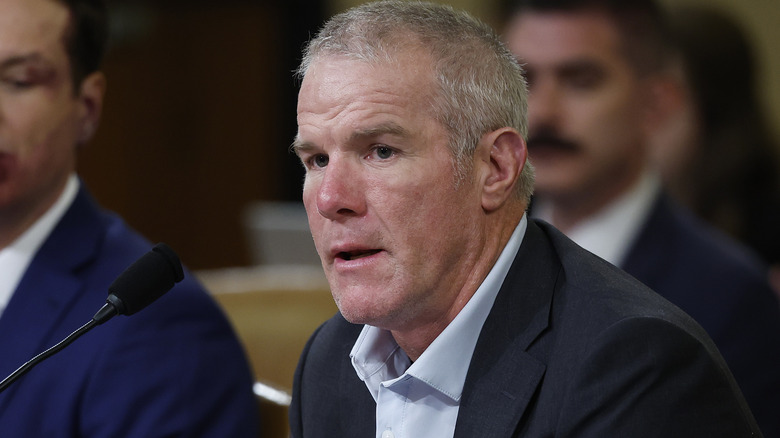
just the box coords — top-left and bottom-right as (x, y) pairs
(5, 100), (79, 158)
(570, 91), (642, 144)
(301, 173), (324, 214)
(388, 180), (471, 252)
(301, 179), (315, 211)
(377, 173), (444, 216)
(22, 121), (78, 174)
(301, 185), (324, 243)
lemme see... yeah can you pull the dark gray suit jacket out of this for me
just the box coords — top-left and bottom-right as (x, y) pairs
(290, 219), (761, 437)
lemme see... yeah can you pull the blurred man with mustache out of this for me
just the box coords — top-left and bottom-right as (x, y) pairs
(504, 0), (780, 436)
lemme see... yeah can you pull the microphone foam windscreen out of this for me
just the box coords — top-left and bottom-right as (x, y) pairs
(107, 243), (185, 315)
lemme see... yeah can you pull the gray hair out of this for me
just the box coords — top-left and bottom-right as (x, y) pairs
(297, 0), (534, 202)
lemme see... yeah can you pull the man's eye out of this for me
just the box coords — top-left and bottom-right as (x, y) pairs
(564, 69), (604, 91)
(311, 154), (329, 168)
(373, 145), (394, 160)
(1, 76), (34, 90)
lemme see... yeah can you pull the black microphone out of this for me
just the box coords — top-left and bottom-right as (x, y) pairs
(0, 243), (184, 394)
(93, 242), (184, 323)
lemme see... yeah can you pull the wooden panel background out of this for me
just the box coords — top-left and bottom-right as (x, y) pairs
(78, 1), (319, 270)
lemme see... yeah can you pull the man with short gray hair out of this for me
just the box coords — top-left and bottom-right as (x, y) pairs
(289, 1), (762, 436)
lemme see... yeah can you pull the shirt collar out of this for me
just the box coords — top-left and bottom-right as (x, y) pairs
(534, 172), (660, 266)
(350, 214), (528, 402)
(0, 175), (80, 316)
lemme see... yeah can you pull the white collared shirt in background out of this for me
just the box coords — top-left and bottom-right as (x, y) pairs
(533, 171), (661, 267)
(350, 215), (528, 438)
(0, 175), (79, 317)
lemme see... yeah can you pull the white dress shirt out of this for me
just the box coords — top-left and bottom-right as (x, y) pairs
(0, 175), (79, 317)
(350, 215), (528, 438)
(533, 172), (661, 266)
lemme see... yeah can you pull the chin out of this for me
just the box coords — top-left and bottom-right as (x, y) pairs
(337, 299), (398, 328)
(338, 306), (382, 326)
(333, 291), (375, 322)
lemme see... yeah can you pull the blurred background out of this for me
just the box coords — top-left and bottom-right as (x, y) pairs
(78, 1), (778, 434)
(81, 0), (780, 271)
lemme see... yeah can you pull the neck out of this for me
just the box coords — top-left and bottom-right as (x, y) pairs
(390, 208), (524, 361)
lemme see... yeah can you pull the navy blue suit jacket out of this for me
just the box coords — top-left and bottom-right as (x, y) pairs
(290, 220), (761, 437)
(621, 194), (780, 438)
(0, 186), (258, 437)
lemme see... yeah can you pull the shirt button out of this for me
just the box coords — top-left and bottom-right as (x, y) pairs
(381, 429), (395, 438)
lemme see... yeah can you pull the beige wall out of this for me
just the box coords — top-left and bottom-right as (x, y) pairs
(658, 0), (780, 140)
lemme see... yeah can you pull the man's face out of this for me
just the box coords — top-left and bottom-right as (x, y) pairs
(295, 52), (485, 331)
(0, 0), (92, 223)
(505, 11), (649, 207)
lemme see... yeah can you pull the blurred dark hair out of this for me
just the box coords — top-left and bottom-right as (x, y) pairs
(670, 6), (759, 137)
(58, 0), (109, 89)
(666, 5), (780, 264)
(503, 0), (672, 75)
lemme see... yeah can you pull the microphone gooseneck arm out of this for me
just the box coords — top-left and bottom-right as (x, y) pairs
(0, 243), (184, 395)
(0, 319), (98, 393)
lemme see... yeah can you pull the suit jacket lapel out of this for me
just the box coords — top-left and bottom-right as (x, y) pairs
(0, 186), (103, 396)
(621, 193), (672, 287)
(455, 220), (561, 437)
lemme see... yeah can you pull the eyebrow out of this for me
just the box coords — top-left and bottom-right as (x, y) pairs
(349, 122), (410, 143)
(291, 121), (411, 155)
(556, 58), (605, 74)
(290, 134), (312, 155)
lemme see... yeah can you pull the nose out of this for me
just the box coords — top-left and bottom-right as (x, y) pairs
(310, 156), (365, 221)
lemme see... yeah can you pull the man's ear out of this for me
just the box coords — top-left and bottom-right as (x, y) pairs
(76, 71), (106, 145)
(479, 127), (527, 212)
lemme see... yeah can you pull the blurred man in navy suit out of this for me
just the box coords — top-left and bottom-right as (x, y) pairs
(504, 0), (780, 435)
(0, 0), (258, 436)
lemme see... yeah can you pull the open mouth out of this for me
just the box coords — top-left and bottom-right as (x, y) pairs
(337, 249), (381, 261)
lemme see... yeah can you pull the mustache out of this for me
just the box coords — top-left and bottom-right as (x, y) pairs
(527, 128), (580, 153)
